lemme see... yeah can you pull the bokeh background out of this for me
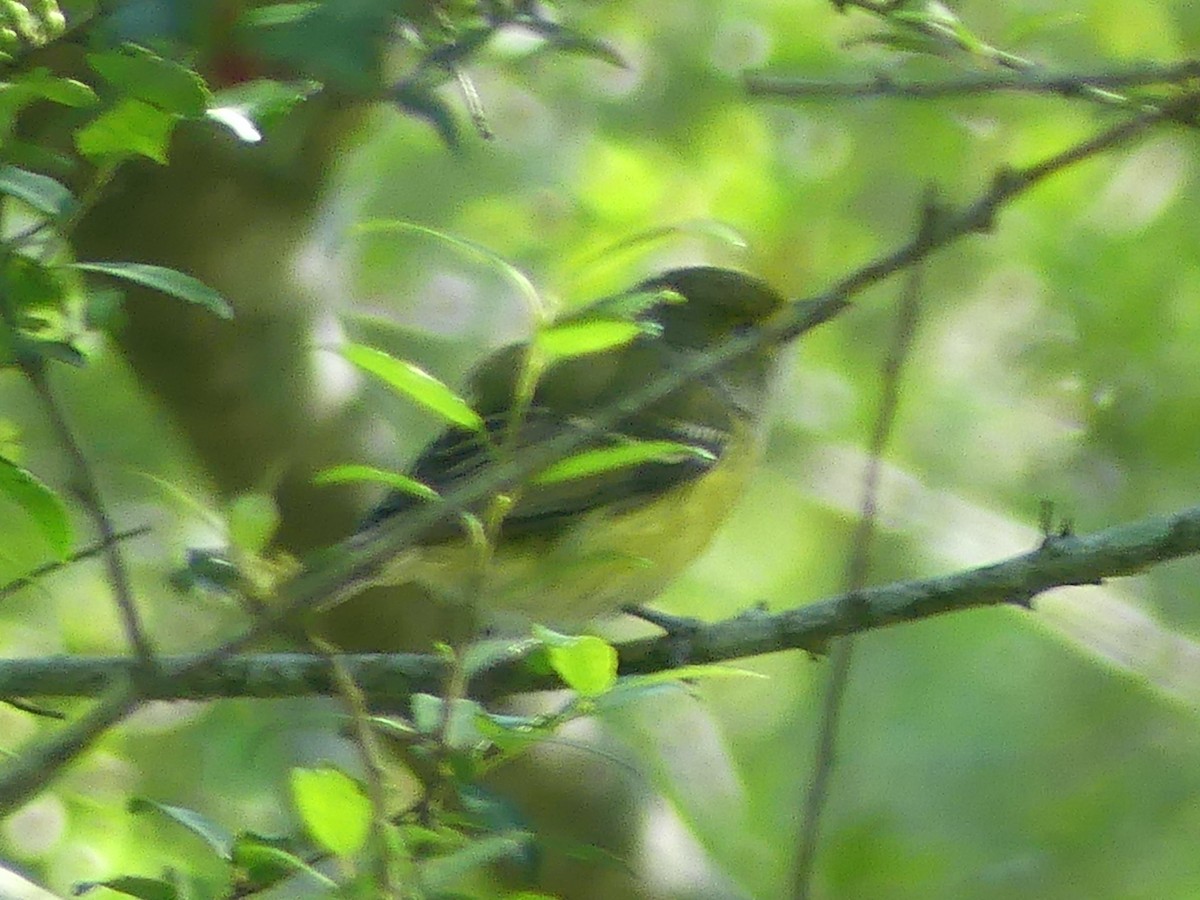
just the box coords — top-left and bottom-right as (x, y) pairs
(4, 0), (1200, 897)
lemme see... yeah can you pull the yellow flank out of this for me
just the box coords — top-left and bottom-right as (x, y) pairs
(375, 421), (760, 627)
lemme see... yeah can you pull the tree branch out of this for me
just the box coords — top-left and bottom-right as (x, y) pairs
(746, 62), (1200, 101)
(3, 502), (1199, 703)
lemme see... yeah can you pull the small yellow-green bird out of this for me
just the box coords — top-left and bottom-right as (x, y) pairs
(312, 266), (797, 651)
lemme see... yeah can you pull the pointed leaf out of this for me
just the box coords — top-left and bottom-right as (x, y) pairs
(73, 876), (177, 900)
(419, 833), (531, 891)
(128, 798), (234, 858)
(342, 343), (482, 431)
(290, 766), (371, 858)
(207, 78), (319, 143)
(0, 458), (71, 559)
(232, 833), (336, 891)
(71, 262), (232, 318)
(87, 45), (210, 117)
(0, 165), (77, 218)
(534, 441), (715, 485)
(353, 220), (545, 321)
(75, 98), (176, 163)
(535, 318), (647, 362)
(313, 464), (439, 501)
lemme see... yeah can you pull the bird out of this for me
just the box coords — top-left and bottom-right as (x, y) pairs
(309, 266), (794, 652)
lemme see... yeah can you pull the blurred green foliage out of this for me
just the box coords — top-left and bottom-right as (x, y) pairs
(4, 0), (1200, 897)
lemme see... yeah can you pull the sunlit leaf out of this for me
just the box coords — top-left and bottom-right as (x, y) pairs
(75, 99), (177, 163)
(533, 626), (617, 696)
(313, 464), (439, 501)
(232, 833), (335, 891)
(290, 767), (371, 858)
(342, 343), (483, 431)
(240, 3), (321, 27)
(533, 441), (714, 485)
(0, 458), (71, 560)
(535, 318), (647, 362)
(207, 78), (320, 143)
(225, 493), (280, 556)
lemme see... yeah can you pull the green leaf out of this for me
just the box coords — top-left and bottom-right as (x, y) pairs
(73, 876), (177, 899)
(533, 626), (617, 697)
(29, 338), (86, 367)
(75, 99), (177, 163)
(207, 78), (320, 143)
(519, 18), (626, 69)
(604, 665), (768, 706)
(353, 220), (545, 321)
(411, 693), (485, 749)
(232, 833), (335, 891)
(11, 68), (97, 107)
(0, 419), (22, 462)
(290, 766), (372, 858)
(0, 164), (77, 218)
(3, 253), (68, 313)
(136, 472), (222, 530)
(70, 262), (232, 318)
(535, 318), (647, 363)
(241, 3), (322, 28)
(204, 105), (261, 142)
(341, 343), (482, 431)
(534, 441), (715, 485)
(0, 458), (71, 560)
(460, 636), (539, 680)
(128, 798), (234, 858)
(419, 833), (532, 891)
(313, 464), (439, 501)
(225, 493), (279, 555)
(391, 82), (461, 149)
(0, 70), (95, 140)
(87, 45), (210, 117)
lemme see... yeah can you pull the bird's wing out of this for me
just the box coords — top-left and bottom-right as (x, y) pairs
(360, 407), (728, 541)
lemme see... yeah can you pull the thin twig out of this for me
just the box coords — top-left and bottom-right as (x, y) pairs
(312, 635), (396, 893)
(18, 358), (156, 669)
(0, 525), (152, 600)
(793, 194), (933, 898)
(746, 62), (1200, 101)
(827, 0), (1146, 109)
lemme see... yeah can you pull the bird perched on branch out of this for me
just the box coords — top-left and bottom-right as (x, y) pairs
(311, 266), (804, 651)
